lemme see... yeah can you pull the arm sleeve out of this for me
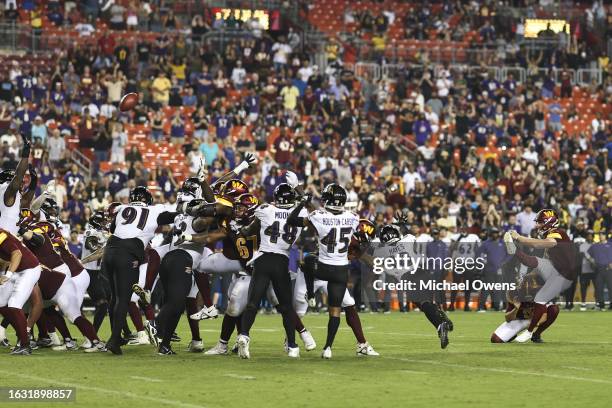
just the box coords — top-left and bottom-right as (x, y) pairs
(157, 211), (179, 226)
(286, 204), (307, 226)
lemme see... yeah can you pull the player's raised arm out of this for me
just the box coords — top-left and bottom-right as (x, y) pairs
(4, 134), (31, 207)
(287, 192), (311, 228)
(239, 217), (261, 238)
(210, 152), (258, 189)
(21, 165), (38, 205)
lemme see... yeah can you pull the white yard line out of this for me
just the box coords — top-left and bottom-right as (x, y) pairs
(223, 373), (256, 380)
(0, 370), (207, 408)
(384, 358), (612, 385)
(129, 375), (163, 382)
(561, 366), (594, 372)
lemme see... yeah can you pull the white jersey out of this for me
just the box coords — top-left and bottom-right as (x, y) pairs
(170, 213), (205, 267)
(0, 183), (20, 235)
(451, 233), (481, 260)
(81, 224), (108, 270)
(308, 209), (359, 266)
(255, 204), (307, 258)
(113, 204), (171, 246)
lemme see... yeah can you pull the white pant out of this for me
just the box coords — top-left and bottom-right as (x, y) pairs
(54, 263), (71, 276)
(226, 274), (278, 317)
(293, 269), (355, 316)
(534, 257), (572, 303)
(72, 270), (90, 305)
(0, 266), (42, 308)
(131, 262), (149, 303)
(52, 277), (82, 323)
(198, 252), (242, 275)
(493, 319), (530, 343)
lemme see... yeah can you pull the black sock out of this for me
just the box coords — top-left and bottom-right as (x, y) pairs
(323, 316), (341, 349)
(1, 317), (9, 329)
(93, 303), (108, 333)
(421, 302), (444, 329)
(220, 314), (236, 343)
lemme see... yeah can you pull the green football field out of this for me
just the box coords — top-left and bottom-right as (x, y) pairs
(1, 311), (611, 408)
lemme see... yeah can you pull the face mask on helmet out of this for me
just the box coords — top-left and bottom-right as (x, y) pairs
(41, 199), (59, 221)
(380, 225), (401, 244)
(179, 178), (202, 200)
(233, 193), (259, 224)
(535, 209), (559, 236)
(18, 208), (38, 229)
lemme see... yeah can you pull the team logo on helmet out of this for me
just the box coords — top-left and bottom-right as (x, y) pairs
(273, 183), (296, 208)
(355, 219), (376, 243)
(379, 224), (402, 244)
(220, 179), (249, 200)
(535, 209), (560, 235)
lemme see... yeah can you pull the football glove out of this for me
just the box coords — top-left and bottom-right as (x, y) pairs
(285, 170), (300, 189)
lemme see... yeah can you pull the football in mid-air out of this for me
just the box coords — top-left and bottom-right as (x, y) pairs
(119, 92), (139, 112)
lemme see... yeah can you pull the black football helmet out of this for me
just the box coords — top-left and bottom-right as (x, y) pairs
(380, 224), (402, 244)
(0, 169), (15, 184)
(129, 186), (153, 205)
(274, 183), (296, 208)
(180, 177), (201, 198)
(89, 210), (108, 231)
(40, 198), (59, 221)
(321, 183), (347, 212)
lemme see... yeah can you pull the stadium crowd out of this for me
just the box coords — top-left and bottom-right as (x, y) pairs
(0, 0), (610, 312)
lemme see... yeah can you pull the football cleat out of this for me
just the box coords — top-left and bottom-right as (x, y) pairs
(171, 332), (181, 342)
(144, 320), (160, 348)
(158, 345), (176, 355)
(580, 303), (587, 311)
(0, 338), (10, 348)
(132, 284), (151, 305)
(128, 331), (150, 346)
(48, 331), (61, 346)
(356, 342), (380, 356)
(29, 333), (39, 350)
(515, 330), (533, 343)
(531, 335), (544, 344)
(52, 338), (77, 351)
(189, 305), (219, 320)
(205, 341), (229, 355)
(236, 334), (250, 359)
(105, 340), (123, 355)
(445, 319), (454, 332)
(287, 346), (300, 358)
(230, 342), (239, 354)
(187, 340), (204, 352)
(299, 330), (316, 351)
(81, 338), (92, 349)
(36, 337), (54, 348)
(321, 347), (332, 359)
(437, 321), (450, 349)
(84, 340), (107, 353)
(10, 344), (32, 355)
(503, 232), (516, 255)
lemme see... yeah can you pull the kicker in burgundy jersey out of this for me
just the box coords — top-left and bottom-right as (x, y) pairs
(38, 266), (66, 300)
(545, 228), (577, 281)
(0, 228), (39, 271)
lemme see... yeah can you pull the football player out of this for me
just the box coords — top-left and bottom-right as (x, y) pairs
(287, 183), (360, 359)
(0, 135), (31, 234)
(293, 219), (379, 356)
(235, 183), (307, 359)
(448, 225), (481, 311)
(504, 209), (577, 343)
(0, 228), (41, 355)
(102, 186), (188, 355)
(374, 224), (454, 349)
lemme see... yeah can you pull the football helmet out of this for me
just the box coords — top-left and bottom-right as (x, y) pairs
(379, 224), (402, 244)
(321, 183), (347, 212)
(40, 198), (59, 221)
(89, 211), (108, 231)
(233, 193), (259, 224)
(219, 179), (248, 200)
(18, 208), (38, 228)
(273, 183), (296, 208)
(0, 169), (15, 184)
(354, 219), (376, 243)
(129, 186), (153, 205)
(535, 209), (560, 235)
(179, 177), (202, 199)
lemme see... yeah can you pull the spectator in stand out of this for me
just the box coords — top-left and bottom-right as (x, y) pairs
(151, 71), (171, 107)
(516, 205), (536, 236)
(271, 128), (294, 168)
(64, 163), (85, 199)
(104, 163), (128, 199)
(110, 122), (127, 163)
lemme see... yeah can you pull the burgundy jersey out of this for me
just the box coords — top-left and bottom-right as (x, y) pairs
(24, 222), (64, 269)
(38, 266), (66, 300)
(505, 302), (534, 321)
(222, 231), (259, 270)
(57, 244), (84, 277)
(545, 228), (577, 281)
(348, 236), (364, 261)
(0, 229), (39, 271)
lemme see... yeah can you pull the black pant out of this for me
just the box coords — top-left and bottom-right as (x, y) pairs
(87, 269), (111, 304)
(314, 262), (349, 307)
(156, 249), (194, 348)
(102, 237), (144, 346)
(240, 253), (296, 346)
